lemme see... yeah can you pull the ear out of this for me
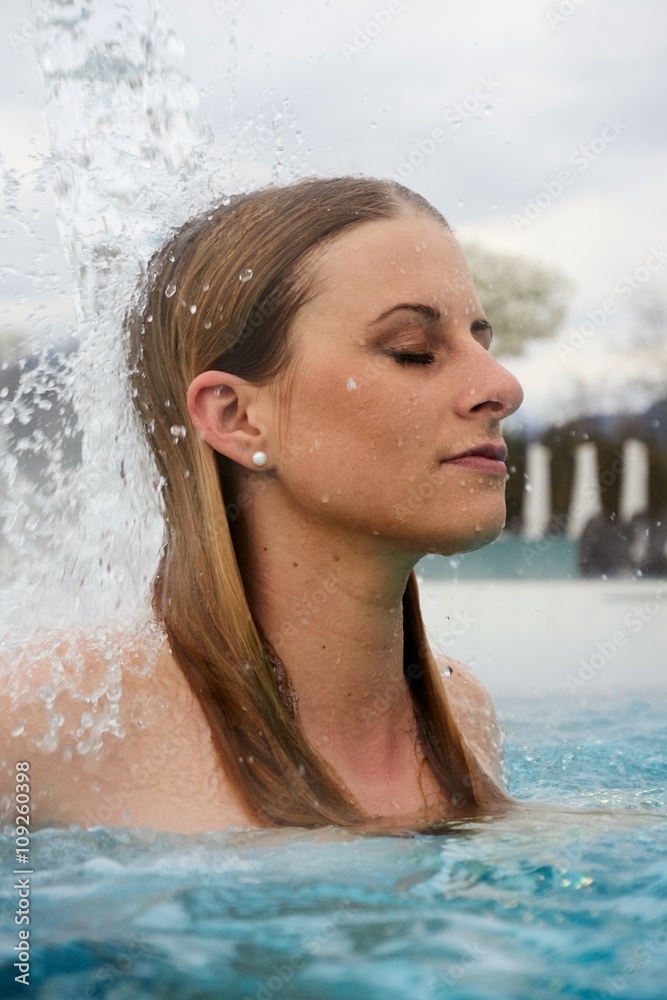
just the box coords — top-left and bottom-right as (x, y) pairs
(186, 370), (265, 469)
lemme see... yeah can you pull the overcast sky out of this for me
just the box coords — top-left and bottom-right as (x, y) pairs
(1, 0), (666, 424)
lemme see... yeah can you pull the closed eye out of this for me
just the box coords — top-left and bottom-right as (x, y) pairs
(384, 349), (436, 365)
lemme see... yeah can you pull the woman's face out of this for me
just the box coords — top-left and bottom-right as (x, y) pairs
(269, 210), (524, 558)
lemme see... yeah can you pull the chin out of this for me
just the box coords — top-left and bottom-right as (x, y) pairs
(431, 507), (507, 557)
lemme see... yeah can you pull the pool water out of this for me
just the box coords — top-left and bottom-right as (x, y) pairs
(1, 692), (666, 1000)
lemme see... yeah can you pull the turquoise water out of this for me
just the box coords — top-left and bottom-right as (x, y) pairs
(1, 692), (665, 999)
(417, 535), (580, 580)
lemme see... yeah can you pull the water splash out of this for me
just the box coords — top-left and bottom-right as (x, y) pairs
(0, 0), (232, 638)
(1, 0), (221, 636)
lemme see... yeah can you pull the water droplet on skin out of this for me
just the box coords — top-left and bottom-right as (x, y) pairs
(239, 268), (253, 282)
(469, 388), (476, 395)
(459, 479), (466, 487)
(321, 494), (329, 503)
(347, 377), (357, 390)
(165, 282), (177, 297)
(478, 477), (484, 484)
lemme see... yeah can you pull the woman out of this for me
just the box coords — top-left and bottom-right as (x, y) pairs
(1, 176), (523, 833)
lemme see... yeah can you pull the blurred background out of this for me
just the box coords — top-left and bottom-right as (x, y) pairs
(1, 0), (665, 701)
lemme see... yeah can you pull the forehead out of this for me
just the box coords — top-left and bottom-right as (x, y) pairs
(298, 212), (481, 326)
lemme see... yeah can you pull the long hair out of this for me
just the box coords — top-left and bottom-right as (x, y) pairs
(125, 175), (511, 827)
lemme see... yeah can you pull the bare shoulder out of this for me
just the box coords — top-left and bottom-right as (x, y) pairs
(0, 623), (248, 832)
(0, 623), (166, 822)
(434, 652), (506, 788)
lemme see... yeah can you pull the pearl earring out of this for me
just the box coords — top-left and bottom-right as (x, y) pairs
(252, 450), (267, 468)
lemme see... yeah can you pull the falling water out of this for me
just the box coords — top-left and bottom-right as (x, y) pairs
(0, 0), (305, 641)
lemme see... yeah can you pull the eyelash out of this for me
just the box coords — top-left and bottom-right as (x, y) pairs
(385, 350), (436, 366)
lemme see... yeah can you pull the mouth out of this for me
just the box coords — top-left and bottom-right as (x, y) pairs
(441, 443), (508, 475)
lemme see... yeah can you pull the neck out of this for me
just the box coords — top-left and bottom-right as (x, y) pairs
(230, 473), (423, 786)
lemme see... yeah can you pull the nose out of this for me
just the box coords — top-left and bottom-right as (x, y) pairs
(460, 348), (524, 422)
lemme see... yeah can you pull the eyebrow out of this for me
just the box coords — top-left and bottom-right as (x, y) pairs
(370, 303), (441, 325)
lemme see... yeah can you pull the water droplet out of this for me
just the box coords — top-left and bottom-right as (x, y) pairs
(165, 282), (177, 298)
(239, 268), (254, 282)
(321, 494), (329, 503)
(190, 304), (197, 314)
(170, 424), (187, 441)
(370, 122), (378, 129)
(203, 282), (210, 292)
(346, 377), (357, 390)
(469, 388), (477, 395)
(525, 483), (533, 493)
(204, 320), (212, 329)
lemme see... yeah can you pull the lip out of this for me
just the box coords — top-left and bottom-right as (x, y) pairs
(441, 443), (508, 476)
